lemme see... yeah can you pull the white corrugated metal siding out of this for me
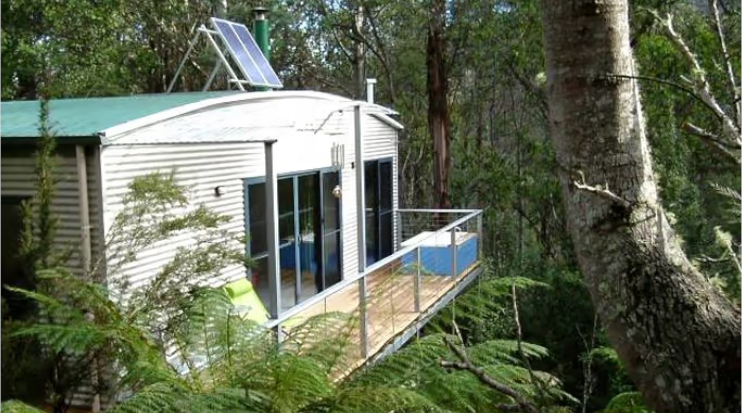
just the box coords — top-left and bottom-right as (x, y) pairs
(100, 142), (265, 294)
(340, 111), (359, 278)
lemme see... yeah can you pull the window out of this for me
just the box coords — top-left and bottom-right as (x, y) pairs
(365, 159), (393, 265)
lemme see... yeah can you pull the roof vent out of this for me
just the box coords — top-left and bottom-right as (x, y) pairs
(366, 78), (377, 104)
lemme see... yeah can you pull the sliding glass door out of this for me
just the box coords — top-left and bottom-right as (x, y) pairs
(365, 159), (393, 266)
(246, 169), (342, 312)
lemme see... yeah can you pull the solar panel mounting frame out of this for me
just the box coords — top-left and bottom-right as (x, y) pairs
(167, 17), (283, 93)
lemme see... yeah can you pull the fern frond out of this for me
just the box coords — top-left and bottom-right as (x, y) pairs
(603, 392), (654, 413)
(108, 382), (187, 413)
(710, 182), (742, 203)
(0, 400), (47, 413)
(315, 386), (442, 413)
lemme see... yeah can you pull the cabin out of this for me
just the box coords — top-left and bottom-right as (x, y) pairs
(1, 90), (483, 373)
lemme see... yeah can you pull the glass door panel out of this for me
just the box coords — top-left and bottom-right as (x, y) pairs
(248, 183), (267, 256)
(298, 174), (320, 302)
(379, 161), (393, 258)
(379, 161), (392, 211)
(278, 178), (296, 309)
(364, 160), (393, 266)
(364, 162), (379, 264)
(322, 171), (341, 289)
(247, 182), (269, 305)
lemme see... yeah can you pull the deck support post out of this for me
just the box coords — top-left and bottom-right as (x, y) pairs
(354, 104), (369, 359)
(354, 104), (366, 272)
(451, 228), (457, 277)
(414, 247), (421, 313)
(358, 277), (369, 358)
(264, 140), (282, 322)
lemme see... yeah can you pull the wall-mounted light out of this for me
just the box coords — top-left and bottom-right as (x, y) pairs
(332, 185), (342, 199)
(214, 186), (226, 197)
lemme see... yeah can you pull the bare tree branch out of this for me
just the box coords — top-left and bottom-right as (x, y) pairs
(505, 60), (549, 120)
(363, 6), (396, 103)
(605, 73), (711, 111)
(331, 28), (355, 64)
(512, 282), (547, 401)
(577, 313), (599, 413)
(708, 0), (740, 126)
(573, 171), (632, 208)
(441, 333), (542, 413)
(683, 122), (742, 164)
(650, 10), (741, 147)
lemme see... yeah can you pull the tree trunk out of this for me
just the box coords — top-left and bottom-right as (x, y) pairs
(539, 1), (741, 412)
(353, 2), (366, 100)
(427, 0), (451, 209)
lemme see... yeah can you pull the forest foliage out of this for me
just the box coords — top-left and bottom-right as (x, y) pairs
(1, 0), (740, 412)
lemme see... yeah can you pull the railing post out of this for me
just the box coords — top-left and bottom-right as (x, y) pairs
(358, 277), (369, 358)
(451, 228), (457, 277)
(477, 212), (483, 260)
(414, 247), (421, 312)
(264, 140), (281, 319)
(275, 324), (285, 347)
(395, 210), (403, 251)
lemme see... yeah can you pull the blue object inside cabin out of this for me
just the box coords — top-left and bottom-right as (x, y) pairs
(401, 232), (478, 276)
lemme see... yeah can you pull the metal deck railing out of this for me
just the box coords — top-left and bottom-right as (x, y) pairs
(264, 208), (483, 372)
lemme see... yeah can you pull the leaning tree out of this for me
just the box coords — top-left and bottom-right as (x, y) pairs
(539, 1), (741, 412)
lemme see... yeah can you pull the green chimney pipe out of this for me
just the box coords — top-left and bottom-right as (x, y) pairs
(253, 6), (270, 91)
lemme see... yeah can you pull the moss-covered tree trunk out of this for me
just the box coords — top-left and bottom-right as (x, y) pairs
(539, 1), (741, 412)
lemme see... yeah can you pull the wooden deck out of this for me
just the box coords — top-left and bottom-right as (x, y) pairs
(281, 260), (482, 378)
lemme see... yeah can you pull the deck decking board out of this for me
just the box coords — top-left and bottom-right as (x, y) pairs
(282, 261), (480, 378)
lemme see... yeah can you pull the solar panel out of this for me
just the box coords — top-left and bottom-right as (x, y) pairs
(210, 17), (283, 89)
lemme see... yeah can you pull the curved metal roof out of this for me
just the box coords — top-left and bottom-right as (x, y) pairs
(0, 92), (238, 140)
(0, 91), (402, 144)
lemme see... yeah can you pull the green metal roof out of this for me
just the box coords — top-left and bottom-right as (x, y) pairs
(1, 91), (239, 141)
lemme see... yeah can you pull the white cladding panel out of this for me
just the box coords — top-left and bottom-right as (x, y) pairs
(273, 131), (336, 174)
(100, 142), (265, 294)
(340, 113), (359, 278)
(364, 115), (398, 161)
